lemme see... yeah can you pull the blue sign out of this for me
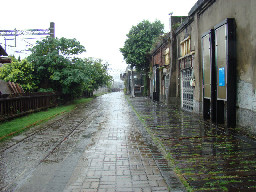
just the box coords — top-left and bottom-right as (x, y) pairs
(219, 67), (225, 86)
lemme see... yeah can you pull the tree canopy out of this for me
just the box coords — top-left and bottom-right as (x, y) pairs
(0, 37), (112, 99)
(54, 57), (112, 97)
(120, 20), (164, 71)
(0, 57), (37, 91)
(27, 37), (86, 91)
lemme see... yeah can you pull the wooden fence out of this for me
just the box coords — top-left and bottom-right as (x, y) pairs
(0, 92), (57, 121)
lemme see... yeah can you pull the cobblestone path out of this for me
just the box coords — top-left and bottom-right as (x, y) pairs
(0, 92), (184, 192)
(62, 93), (177, 192)
(128, 97), (256, 192)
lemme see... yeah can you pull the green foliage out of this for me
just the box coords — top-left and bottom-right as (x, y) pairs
(55, 58), (88, 97)
(83, 58), (113, 91)
(26, 37), (110, 98)
(38, 88), (54, 93)
(120, 20), (164, 72)
(51, 57), (112, 98)
(27, 37), (86, 92)
(1, 36), (112, 99)
(0, 58), (37, 91)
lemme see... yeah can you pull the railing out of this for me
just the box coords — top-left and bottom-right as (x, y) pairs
(0, 92), (57, 121)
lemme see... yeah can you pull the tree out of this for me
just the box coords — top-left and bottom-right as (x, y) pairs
(27, 36), (86, 92)
(54, 57), (112, 98)
(120, 20), (164, 72)
(0, 37), (112, 100)
(84, 58), (112, 91)
(0, 58), (37, 91)
(51, 58), (88, 97)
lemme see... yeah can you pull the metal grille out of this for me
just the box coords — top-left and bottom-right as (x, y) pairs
(182, 69), (193, 111)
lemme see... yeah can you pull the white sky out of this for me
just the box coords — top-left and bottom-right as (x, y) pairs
(0, 0), (197, 81)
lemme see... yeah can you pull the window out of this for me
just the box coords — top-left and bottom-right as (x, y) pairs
(180, 36), (191, 57)
(164, 48), (170, 65)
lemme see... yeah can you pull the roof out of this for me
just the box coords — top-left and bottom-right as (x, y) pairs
(0, 56), (11, 64)
(150, 33), (170, 55)
(188, 0), (216, 16)
(0, 45), (8, 56)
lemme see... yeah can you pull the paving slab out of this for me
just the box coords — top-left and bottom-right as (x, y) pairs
(1, 92), (185, 192)
(127, 96), (256, 191)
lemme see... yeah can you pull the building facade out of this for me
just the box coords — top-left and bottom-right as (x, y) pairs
(121, 65), (144, 97)
(149, 34), (170, 102)
(169, 0), (256, 133)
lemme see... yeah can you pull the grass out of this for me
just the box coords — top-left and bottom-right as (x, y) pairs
(0, 97), (94, 141)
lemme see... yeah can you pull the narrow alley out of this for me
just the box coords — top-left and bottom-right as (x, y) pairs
(1, 92), (256, 192)
(0, 92), (184, 192)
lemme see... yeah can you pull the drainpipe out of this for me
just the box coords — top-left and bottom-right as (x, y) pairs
(131, 66), (135, 98)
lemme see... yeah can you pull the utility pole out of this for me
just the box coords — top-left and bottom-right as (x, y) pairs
(14, 28), (17, 47)
(4, 37), (6, 51)
(131, 66), (135, 98)
(0, 22), (55, 53)
(50, 22), (55, 38)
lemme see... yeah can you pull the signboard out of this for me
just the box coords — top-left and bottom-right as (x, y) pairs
(218, 67), (225, 86)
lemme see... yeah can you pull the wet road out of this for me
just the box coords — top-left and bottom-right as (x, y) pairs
(0, 92), (183, 192)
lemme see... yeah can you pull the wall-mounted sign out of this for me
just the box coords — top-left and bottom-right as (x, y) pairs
(219, 67), (225, 86)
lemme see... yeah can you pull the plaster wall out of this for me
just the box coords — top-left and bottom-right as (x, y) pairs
(198, 0), (256, 88)
(174, 0), (256, 132)
(196, 0), (256, 132)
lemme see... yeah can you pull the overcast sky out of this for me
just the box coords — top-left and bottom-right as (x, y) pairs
(0, 0), (197, 81)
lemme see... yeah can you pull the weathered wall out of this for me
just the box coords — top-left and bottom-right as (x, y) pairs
(192, 14), (202, 113)
(173, 0), (256, 132)
(175, 19), (201, 112)
(0, 80), (11, 95)
(153, 50), (162, 66)
(198, 0), (256, 89)
(197, 0), (256, 132)
(168, 16), (188, 104)
(168, 32), (178, 104)
(151, 41), (170, 102)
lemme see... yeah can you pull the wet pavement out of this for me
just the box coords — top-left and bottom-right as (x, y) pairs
(0, 92), (185, 192)
(127, 97), (256, 191)
(1, 92), (256, 192)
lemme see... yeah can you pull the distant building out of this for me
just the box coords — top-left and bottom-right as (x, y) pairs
(149, 33), (171, 102)
(0, 45), (8, 56)
(0, 45), (11, 67)
(121, 65), (144, 97)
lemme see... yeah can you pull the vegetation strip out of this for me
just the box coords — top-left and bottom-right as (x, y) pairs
(0, 97), (94, 142)
(0, 112), (63, 141)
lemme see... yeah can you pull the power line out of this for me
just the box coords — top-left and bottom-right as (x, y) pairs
(0, 22), (55, 57)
